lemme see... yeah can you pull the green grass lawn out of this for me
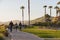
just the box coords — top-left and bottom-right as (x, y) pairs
(22, 27), (60, 38)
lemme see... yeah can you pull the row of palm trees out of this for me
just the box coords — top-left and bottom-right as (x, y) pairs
(43, 5), (53, 17)
(21, 5), (53, 24)
(20, 1), (60, 26)
(43, 5), (53, 22)
(43, 1), (60, 17)
(43, 5), (60, 17)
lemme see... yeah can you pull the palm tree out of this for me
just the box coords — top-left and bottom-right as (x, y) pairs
(43, 5), (47, 15)
(45, 14), (51, 22)
(20, 6), (25, 26)
(49, 6), (53, 17)
(43, 5), (47, 22)
(54, 6), (59, 17)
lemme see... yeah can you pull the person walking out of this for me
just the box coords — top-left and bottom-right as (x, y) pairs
(19, 22), (22, 31)
(15, 23), (18, 31)
(9, 21), (14, 32)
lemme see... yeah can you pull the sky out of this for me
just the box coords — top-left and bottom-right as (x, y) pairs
(0, 0), (60, 22)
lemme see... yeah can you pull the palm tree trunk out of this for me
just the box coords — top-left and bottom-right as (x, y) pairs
(45, 8), (46, 22)
(50, 8), (51, 17)
(22, 9), (24, 26)
(28, 0), (30, 26)
(45, 8), (46, 15)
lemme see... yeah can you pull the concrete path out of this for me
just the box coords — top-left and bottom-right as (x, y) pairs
(6, 29), (44, 40)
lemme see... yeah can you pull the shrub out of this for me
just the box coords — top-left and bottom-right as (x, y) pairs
(0, 25), (9, 37)
(0, 33), (5, 40)
(0, 25), (6, 33)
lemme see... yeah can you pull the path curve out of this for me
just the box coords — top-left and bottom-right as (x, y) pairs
(6, 29), (44, 40)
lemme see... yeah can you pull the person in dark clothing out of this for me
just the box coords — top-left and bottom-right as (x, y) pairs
(9, 21), (14, 32)
(15, 23), (18, 31)
(19, 22), (22, 31)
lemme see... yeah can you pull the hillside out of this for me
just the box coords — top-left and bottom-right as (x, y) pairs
(30, 16), (54, 24)
(3, 20), (20, 25)
(30, 17), (45, 24)
(0, 16), (56, 25)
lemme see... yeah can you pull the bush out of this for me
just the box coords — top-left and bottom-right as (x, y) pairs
(0, 25), (6, 33)
(0, 33), (5, 40)
(0, 25), (9, 37)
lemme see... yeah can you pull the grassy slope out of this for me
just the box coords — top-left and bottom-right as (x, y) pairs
(22, 27), (60, 38)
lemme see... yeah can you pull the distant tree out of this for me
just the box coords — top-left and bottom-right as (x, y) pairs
(45, 14), (50, 18)
(57, 1), (60, 5)
(45, 14), (51, 22)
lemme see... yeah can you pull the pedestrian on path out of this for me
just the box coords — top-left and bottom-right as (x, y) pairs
(9, 21), (14, 32)
(19, 22), (22, 31)
(15, 23), (18, 31)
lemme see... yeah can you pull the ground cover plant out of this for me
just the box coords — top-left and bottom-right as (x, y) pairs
(22, 26), (60, 38)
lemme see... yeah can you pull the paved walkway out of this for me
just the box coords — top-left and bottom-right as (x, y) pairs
(6, 29), (44, 40)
